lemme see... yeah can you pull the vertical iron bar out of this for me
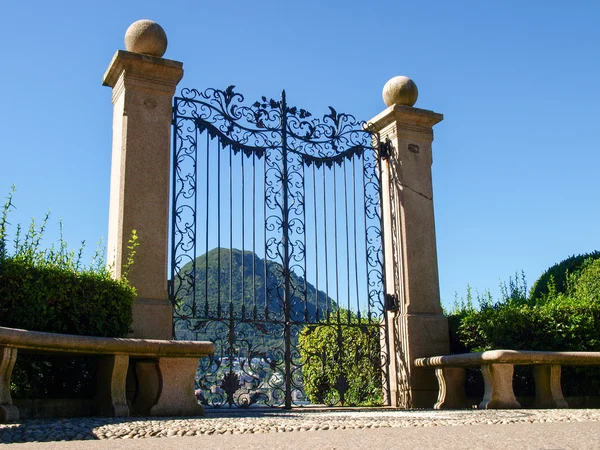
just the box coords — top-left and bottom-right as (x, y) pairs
(302, 162), (308, 322)
(333, 164), (340, 324)
(169, 101), (178, 331)
(217, 141), (222, 317)
(361, 154), (372, 323)
(253, 152), (257, 320)
(205, 132), (210, 318)
(322, 165), (330, 321)
(241, 150), (245, 320)
(229, 141), (234, 317)
(352, 157), (361, 319)
(263, 149), (268, 321)
(343, 158), (351, 324)
(192, 126), (199, 319)
(192, 127), (200, 343)
(333, 161), (344, 405)
(228, 140), (235, 393)
(281, 90), (292, 409)
(312, 164), (320, 322)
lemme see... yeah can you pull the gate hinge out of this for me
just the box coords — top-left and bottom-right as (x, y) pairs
(385, 293), (399, 311)
(167, 278), (174, 305)
(379, 137), (394, 160)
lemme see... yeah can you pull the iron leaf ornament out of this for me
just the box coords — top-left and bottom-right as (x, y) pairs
(175, 86), (375, 161)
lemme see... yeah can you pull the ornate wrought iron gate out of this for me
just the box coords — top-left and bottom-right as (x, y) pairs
(170, 86), (389, 408)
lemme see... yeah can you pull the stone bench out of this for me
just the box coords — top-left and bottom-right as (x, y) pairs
(414, 350), (600, 410)
(0, 326), (214, 422)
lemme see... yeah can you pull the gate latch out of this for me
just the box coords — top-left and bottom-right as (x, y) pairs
(385, 293), (399, 312)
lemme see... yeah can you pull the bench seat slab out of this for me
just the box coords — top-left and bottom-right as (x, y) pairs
(434, 367), (469, 409)
(0, 347), (19, 422)
(149, 357), (203, 417)
(480, 363), (521, 409)
(533, 364), (568, 408)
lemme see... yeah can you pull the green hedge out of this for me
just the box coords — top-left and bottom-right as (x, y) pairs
(452, 258), (600, 397)
(0, 257), (133, 337)
(458, 296), (600, 352)
(0, 187), (136, 398)
(0, 256), (135, 398)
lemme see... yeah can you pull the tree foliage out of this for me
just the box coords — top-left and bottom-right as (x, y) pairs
(529, 250), (600, 300)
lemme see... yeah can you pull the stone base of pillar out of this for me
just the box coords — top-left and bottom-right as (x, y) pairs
(388, 313), (449, 408)
(131, 298), (173, 340)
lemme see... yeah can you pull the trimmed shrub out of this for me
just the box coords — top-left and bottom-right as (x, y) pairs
(0, 257), (134, 336)
(299, 315), (383, 406)
(456, 259), (600, 397)
(0, 187), (136, 398)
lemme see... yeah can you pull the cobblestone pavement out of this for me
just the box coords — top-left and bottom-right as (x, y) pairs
(1, 408), (600, 444)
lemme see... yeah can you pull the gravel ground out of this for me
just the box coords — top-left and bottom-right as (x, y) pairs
(1, 409), (600, 444)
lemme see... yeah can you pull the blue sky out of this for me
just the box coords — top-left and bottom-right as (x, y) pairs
(1, 1), (599, 308)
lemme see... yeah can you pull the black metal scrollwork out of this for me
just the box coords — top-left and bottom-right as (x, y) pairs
(171, 86), (388, 408)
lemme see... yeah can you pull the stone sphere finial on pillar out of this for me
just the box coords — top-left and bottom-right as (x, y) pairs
(125, 20), (168, 57)
(382, 76), (419, 107)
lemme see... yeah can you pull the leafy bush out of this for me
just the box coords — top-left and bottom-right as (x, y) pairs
(458, 296), (600, 353)
(446, 275), (529, 397)
(299, 314), (383, 406)
(0, 187), (137, 398)
(0, 257), (134, 337)
(529, 251), (600, 300)
(454, 260), (600, 397)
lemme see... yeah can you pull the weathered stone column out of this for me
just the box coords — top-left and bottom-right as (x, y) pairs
(369, 76), (449, 408)
(102, 20), (183, 339)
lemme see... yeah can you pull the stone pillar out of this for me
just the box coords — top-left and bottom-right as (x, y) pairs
(369, 76), (449, 408)
(102, 20), (183, 339)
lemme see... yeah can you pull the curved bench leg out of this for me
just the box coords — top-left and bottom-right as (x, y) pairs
(434, 367), (469, 409)
(533, 364), (568, 408)
(97, 354), (130, 417)
(0, 347), (19, 422)
(479, 363), (521, 409)
(149, 357), (203, 417)
(131, 360), (160, 415)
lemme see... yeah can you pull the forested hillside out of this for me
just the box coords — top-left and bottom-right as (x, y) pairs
(173, 248), (336, 341)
